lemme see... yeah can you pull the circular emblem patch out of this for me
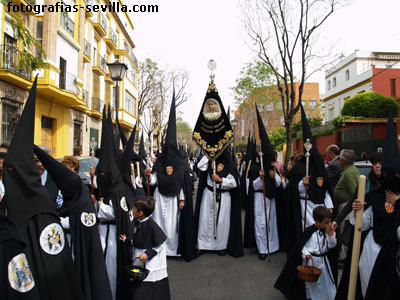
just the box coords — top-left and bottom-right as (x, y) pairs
(120, 197), (129, 212)
(81, 212), (96, 227)
(39, 223), (65, 255)
(8, 253), (35, 293)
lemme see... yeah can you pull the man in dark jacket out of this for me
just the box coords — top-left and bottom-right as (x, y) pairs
(326, 144), (343, 191)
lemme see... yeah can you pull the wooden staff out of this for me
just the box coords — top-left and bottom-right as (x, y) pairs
(303, 139), (312, 232)
(213, 160), (217, 239)
(258, 151), (270, 261)
(348, 175), (366, 300)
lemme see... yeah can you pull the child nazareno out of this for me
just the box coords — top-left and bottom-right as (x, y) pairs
(274, 206), (337, 300)
(119, 197), (171, 300)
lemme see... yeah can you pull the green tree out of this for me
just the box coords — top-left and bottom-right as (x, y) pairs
(269, 127), (286, 151)
(232, 59), (280, 131)
(0, 1), (46, 72)
(240, 0), (345, 163)
(341, 92), (399, 117)
(291, 117), (323, 138)
(232, 59), (275, 105)
(176, 117), (196, 151)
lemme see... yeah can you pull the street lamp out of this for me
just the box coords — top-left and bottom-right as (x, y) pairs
(107, 62), (128, 118)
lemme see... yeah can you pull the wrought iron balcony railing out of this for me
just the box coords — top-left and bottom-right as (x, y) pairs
(60, 11), (74, 36)
(84, 39), (91, 58)
(91, 97), (104, 113)
(99, 14), (108, 32)
(82, 89), (89, 105)
(1, 44), (32, 80)
(59, 71), (78, 94)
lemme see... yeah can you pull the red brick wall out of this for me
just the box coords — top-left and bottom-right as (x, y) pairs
(372, 66), (400, 98)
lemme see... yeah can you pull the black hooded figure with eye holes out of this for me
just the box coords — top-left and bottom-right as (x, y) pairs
(2, 77), (85, 300)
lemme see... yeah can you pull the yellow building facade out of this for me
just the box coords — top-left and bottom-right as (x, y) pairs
(0, 0), (139, 157)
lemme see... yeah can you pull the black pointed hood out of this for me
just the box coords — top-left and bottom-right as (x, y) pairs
(256, 104), (274, 169)
(3, 77), (57, 229)
(33, 145), (93, 216)
(300, 102), (330, 203)
(119, 124), (137, 206)
(153, 92), (186, 197)
(96, 105), (122, 198)
(382, 107), (400, 173)
(192, 77), (233, 160)
(165, 90), (177, 149)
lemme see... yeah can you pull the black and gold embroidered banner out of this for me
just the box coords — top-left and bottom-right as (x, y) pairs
(192, 80), (233, 160)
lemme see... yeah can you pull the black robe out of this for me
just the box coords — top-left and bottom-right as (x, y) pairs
(194, 156), (244, 258)
(34, 145), (113, 300)
(274, 225), (320, 300)
(0, 211), (40, 300)
(364, 199), (400, 300)
(177, 169), (198, 261)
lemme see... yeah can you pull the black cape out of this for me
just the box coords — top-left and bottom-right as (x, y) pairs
(3, 77), (85, 300)
(131, 217), (167, 249)
(194, 152), (244, 258)
(364, 198), (400, 300)
(0, 211), (40, 300)
(275, 225), (328, 300)
(33, 145), (113, 300)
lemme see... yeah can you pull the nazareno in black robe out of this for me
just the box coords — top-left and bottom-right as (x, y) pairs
(3, 77), (85, 300)
(33, 145), (113, 300)
(97, 105), (135, 300)
(194, 150), (244, 258)
(0, 211), (40, 300)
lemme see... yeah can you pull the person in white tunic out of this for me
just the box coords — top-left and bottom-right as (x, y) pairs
(147, 172), (184, 257)
(146, 93), (197, 261)
(119, 197), (170, 300)
(195, 153), (242, 256)
(302, 206), (337, 300)
(299, 176), (334, 230)
(253, 169), (282, 256)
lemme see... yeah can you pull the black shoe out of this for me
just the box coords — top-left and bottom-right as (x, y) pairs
(259, 254), (266, 260)
(217, 250), (226, 256)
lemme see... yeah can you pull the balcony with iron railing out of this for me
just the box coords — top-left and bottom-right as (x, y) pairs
(0, 44), (32, 83)
(83, 40), (91, 63)
(105, 28), (118, 50)
(93, 13), (108, 37)
(60, 11), (75, 36)
(91, 97), (104, 116)
(59, 71), (79, 95)
(82, 89), (89, 106)
(115, 39), (138, 68)
(92, 54), (107, 76)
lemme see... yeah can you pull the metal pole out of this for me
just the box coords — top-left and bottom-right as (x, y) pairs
(304, 138), (312, 232)
(213, 160), (217, 239)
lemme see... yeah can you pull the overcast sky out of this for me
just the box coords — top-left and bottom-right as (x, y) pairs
(131, 0), (400, 127)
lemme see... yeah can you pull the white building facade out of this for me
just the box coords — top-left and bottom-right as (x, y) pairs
(323, 50), (400, 122)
